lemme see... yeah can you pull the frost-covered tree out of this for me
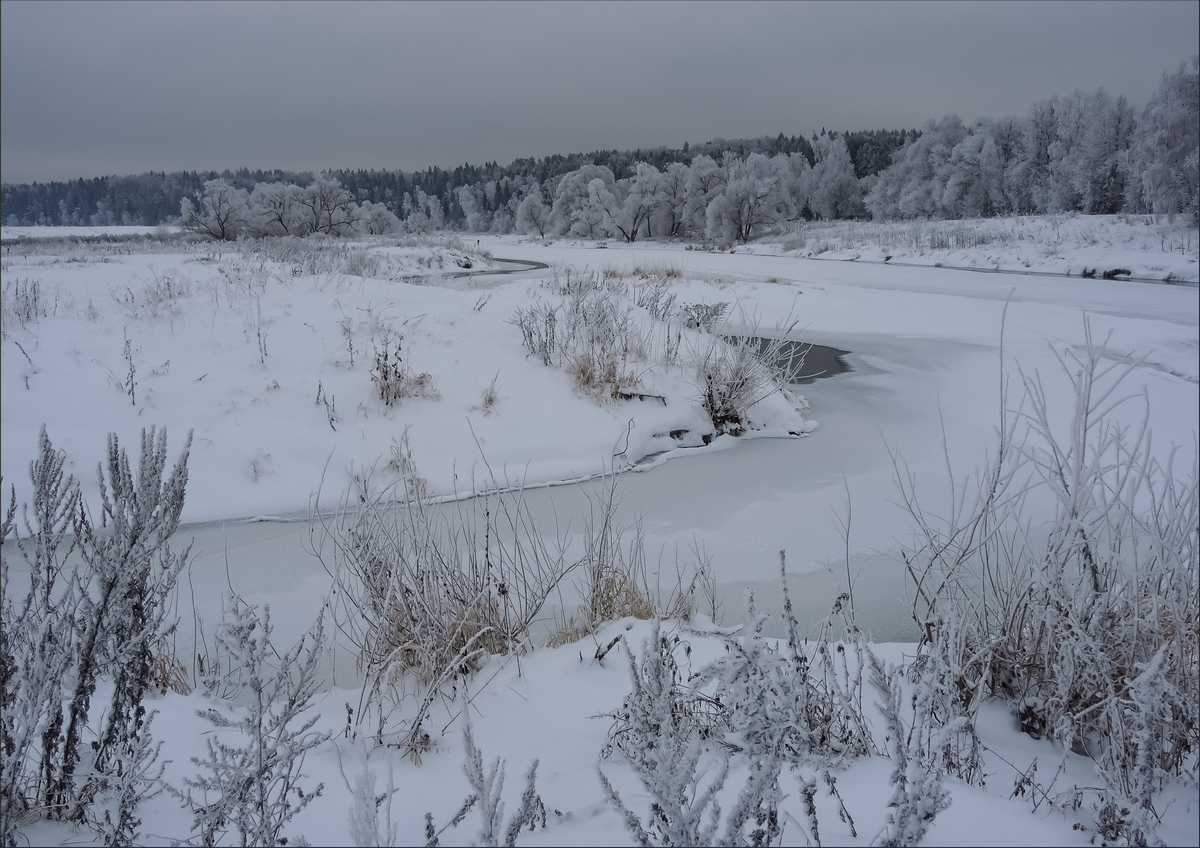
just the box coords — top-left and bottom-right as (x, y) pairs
(1126, 57), (1200, 222)
(866, 116), (968, 219)
(490, 206), (513, 233)
(247, 181), (306, 237)
(180, 179), (250, 240)
(705, 153), (788, 242)
(455, 184), (492, 232)
(992, 114), (1031, 213)
(683, 154), (727, 234)
(940, 122), (1007, 218)
(586, 177), (625, 240)
(653, 161), (690, 237)
(1012, 96), (1059, 213)
(295, 177), (358, 236)
(514, 189), (550, 237)
(549, 164), (617, 238)
(1045, 89), (1136, 214)
(618, 163), (666, 241)
(806, 136), (865, 219)
(403, 188), (445, 234)
(782, 151), (814, 219)
(354, 201), (402, 235)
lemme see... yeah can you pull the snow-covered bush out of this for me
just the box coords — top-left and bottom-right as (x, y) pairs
(694, 336), (769, 436)
(869, 651), (952, 847)
(899, 320), (1199, 842)
(510, 301), (557, 366)
(556, 270), (644, 402)
(0, 427), (191, 845)
(134, 266), (191, 317)
(68, 428), (193, 820)
(696, 587), (875, 766)
(678, 300), (728, 332)
(457, 720), (546, 846)
(693, 329), (802, 437)
(511, 269), (646, 403)
(176, 599), (328, 847)
(370, 335), (439, 407)
(599, 620), (785, 847)
(633, 275), (678, 323)
(1, 429), (81, 843)
(241, 235), (378, 277)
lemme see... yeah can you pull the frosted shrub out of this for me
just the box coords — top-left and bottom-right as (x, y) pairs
(1, 430), (81, 842)
(240, 235), (380, 278)
(900, 319), (1199, 841)
(0, 428), (191, 845)
(599, 621), (785, 847)
(694, 337), (767, 435)
(558, 275), (644, 401)
(340, 245), (380, 277)
(698, 597), (874, 766)
(67, 428), (193, 822)
(93, 710), (167, 848)
(348, 763), (399, 848)
(370, 335), (439, 407)
(679, 301), (728, 332)
(599, 621), (731, 847)
(694, 329), (803, 436)
(176, 599), (328, 847)
(458, 720), (546, 846)
(510, 269), (646, 403)
(691, 551), (876, 773)
(510, 301), (557, 366)
(136, 267), (191, 316)
(869, 652), (951, 847)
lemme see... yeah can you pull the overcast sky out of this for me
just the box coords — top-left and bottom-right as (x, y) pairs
(2, 0), (1196, 184)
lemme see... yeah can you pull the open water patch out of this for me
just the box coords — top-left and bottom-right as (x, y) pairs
(726, 336), (853, 383)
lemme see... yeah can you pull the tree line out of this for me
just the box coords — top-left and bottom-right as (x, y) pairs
(3, 59), (1195, 233)
(0, 132), (908, 231)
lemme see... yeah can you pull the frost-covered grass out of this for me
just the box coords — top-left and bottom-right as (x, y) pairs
(2, 220), (1198, 846)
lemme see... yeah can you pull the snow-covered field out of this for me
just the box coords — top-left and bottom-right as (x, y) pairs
(1, 226), (182, 239)
(766, 213), (1199, 283)
(2, 218), (1197, 846)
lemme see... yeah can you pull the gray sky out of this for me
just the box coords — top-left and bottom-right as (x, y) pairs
(2, 0), (1197, 184)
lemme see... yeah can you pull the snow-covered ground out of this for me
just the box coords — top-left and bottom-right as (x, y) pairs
(2, 219), (1197, 846)
(1, 225), (182, 239)
(767, 213), (1199, 283)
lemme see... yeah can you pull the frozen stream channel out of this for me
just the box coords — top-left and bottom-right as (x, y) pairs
(166, 237), (1198, 680)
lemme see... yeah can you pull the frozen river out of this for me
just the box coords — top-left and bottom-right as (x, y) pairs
(10, 237), (1196, 679)
(173, 234), (1199, 668)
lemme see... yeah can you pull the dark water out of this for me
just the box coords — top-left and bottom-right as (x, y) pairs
(727, 336), (853, 383)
